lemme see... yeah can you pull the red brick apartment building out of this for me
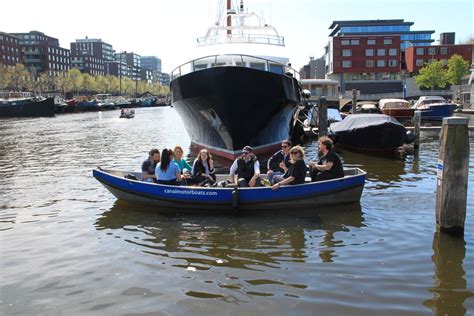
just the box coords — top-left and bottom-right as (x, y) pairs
(332, 35), (401, 77)
(405, 44), (473, 73)
(11, 31), (70, 77)
(0, 32), (21, 66)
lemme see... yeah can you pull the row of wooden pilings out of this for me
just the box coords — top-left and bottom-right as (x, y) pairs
(317, 97), (470, 237)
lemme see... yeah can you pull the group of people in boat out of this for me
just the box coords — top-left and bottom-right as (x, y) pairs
(140, 136), (344, 189)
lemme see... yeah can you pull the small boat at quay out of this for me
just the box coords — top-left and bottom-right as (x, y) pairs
(93, 168), (366, 212)
(413, 96), (453, 121)
(330, 114), (411, 154)
(0, 92), (55, 117)
(379, 98), (414, 120)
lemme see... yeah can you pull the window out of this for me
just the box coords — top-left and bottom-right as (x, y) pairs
(416, 48), (424, 55)
(384, 39), (393, 44)
(377, 60), (386, 67)
(365, 60), (374, 67)
(350, 39), (359, 45)
(428, 47), (436, 55)
(368, 39), (376, 45)
(388, 60), (397, 67)
(415, 59), (424, 66)
(440, 47), (449, 55)
(389, 48), (398, 56)
(365, 49), (374, 56)
(342, 49), (352, 57)
(377, 49), (385, 56)
(342, 60), (351, 68)
(341, 40), (350, 45)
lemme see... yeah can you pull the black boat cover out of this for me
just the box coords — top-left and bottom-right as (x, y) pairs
(330, 114), (402, 132)
(329, 114), (406, 150)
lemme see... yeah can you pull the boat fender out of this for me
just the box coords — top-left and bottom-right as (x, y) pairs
(232, 187), (239, 209)
(405, 131), (415, 144)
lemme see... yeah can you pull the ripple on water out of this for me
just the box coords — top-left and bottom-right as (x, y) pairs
(0, 109), (473, 315)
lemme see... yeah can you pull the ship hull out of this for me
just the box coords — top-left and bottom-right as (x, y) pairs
(0, 97), (55, 117)
(171, 66), (300, 159)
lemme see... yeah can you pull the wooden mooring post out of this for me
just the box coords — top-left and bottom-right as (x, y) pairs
(413, 110), (421, 150)
(318, 96), (328, 137)
(435, 117), (469, 235)
(351, 89), (357, 114)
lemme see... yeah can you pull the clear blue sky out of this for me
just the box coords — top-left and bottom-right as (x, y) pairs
(1, 0), (472, 72)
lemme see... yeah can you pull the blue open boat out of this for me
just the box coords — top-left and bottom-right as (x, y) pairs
(93, 168), (366, 212)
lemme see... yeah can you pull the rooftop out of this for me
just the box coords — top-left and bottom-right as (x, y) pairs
(329, 19), (413, 30)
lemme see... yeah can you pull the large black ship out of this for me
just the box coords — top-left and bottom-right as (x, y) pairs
(170, 0), (301, 160)
(0, 94), (55, 118)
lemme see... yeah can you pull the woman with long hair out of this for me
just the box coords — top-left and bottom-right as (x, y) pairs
(271, 145), (307, 190)
(155, 148), (184, 185)
(191, 149), (216, 186)
(172, 146), (193, 173)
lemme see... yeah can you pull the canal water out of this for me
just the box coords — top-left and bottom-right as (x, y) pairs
(1, 107), (473, 315)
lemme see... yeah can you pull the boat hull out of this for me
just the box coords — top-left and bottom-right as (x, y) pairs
(382, 108), (415, 120)
(417, 104), (453, 121)
(0, 97), (55, 117)
(93, 168), (366, 212)
(171, 66), (300, 159)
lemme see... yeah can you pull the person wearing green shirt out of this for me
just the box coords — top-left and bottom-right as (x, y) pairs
(173, 146), (193, 173)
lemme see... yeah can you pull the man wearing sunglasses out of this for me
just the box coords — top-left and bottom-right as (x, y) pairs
(266, 140), (291, 184)
(229, 146), (262, 187)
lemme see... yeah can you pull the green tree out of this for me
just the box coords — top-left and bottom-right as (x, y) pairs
(95, 75), (108, 93)
(415, 60), (448, 90)
(55, 72), (71, 98)
(67, 69), (83, 96)
(34, 72), (54, 94)
(81, 73), (96, 95)
(0, 64), (11, 90)
(446, 54), (470, 85)
(7, 64), (31, 91)
(107, 75), (119, 95)
(123, 78), (134, 96)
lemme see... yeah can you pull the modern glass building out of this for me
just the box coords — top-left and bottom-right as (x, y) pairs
(329, 20), (434, 50)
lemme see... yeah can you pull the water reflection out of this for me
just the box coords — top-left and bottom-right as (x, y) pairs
(423, 232), (474, 315)
(337, 148), (407, 184)
(95, 201), (364, 272)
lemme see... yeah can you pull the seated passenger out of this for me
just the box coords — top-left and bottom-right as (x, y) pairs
(267, 140), (291, 184)
(271, 145), (307, 190)
(229, 146), (261, 187)
(308, 136), (344, 182)
(191, 149), (216, 186)
(173, 145), (193, 175)
(155, 148), (184, 185)
(141, 148), (160, 182)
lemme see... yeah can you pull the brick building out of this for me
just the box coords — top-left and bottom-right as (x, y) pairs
(405, 44), (473, 73)
(11, 31), (70, 77)
(0, 32), (21, 66)
(70, 38), (114, 75)
(324, 19), (435, 94)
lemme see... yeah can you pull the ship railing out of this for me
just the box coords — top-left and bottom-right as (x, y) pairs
(0, 91), (33, 100)
(197, 34), (285, 46)
(171, 54), (300, 81)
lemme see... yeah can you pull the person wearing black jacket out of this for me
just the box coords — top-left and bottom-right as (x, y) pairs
(191, 149), (216, 186)
(266, 140), (291, 184)
(229, 146), (261, 187)
(271, 145), (307, 190)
